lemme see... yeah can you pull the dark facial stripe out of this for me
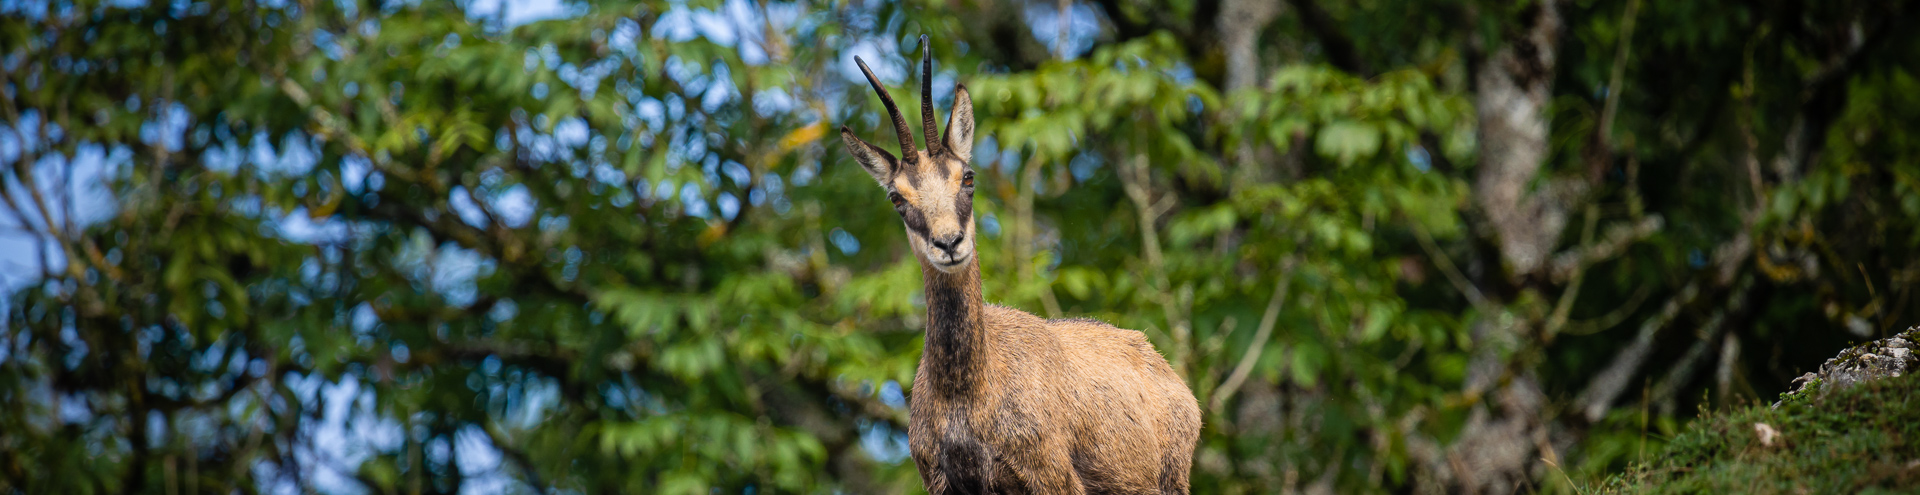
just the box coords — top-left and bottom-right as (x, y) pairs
(954, 183), (973, 228)
(897, 196), (932, 239)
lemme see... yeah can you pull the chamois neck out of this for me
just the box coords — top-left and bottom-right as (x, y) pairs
(918, 255), (987, 396)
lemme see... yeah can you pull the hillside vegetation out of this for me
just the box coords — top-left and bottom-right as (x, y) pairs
(1599, 329), (1920, 494)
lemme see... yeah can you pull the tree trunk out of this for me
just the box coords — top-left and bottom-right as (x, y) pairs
(1444, 2), (1564, 493)
(1473, 0), (1568, 281)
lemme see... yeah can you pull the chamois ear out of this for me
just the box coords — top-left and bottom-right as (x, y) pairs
(841, 125), (899, 186)
(942, 83), (975, 164)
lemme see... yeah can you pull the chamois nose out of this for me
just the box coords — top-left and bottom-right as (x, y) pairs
(930, 232), (965, 254)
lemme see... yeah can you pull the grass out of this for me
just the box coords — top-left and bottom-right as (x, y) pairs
(1593, 373), (1920, 494)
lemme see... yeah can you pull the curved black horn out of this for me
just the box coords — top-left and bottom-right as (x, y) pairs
(855, 55), (918, 162)
(919, 35), (941, 155)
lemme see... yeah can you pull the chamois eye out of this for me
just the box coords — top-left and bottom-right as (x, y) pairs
(962, 171), (974, 189)
(889, 192), (906, 209)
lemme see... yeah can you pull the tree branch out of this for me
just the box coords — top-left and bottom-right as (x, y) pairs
(1649, 277), (1753, 415)
(1575, 280), (1702, 422)
(1210, 257), (1296, 413)
(1546, 215), (1663, 284)
(1779, 2), (1909, 178)
(1414, 225), (1495, 314)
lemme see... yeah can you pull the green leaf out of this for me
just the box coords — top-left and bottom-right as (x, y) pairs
(1316, 120), (1383, 166)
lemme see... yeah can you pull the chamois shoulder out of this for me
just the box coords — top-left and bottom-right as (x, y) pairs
(980, 303), (1046, 326)
(979, 304), (1157, 352)
(1046, 316), (1113, 327)
(1045, 315), (1172, 366)
(979, 306), (1128, 335)
(1045, 315), (1145, 339)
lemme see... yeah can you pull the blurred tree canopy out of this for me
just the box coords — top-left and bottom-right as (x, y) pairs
(2, 0), (1918, 493)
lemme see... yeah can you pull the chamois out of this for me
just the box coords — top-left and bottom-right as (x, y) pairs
(839, 36), (1202, 495)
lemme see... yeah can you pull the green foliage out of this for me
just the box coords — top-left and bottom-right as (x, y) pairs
(2, 0), (1917, 493)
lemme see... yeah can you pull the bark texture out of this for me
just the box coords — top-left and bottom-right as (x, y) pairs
(1442, 3), (1565, 493)
(1473, 0), (1569, 279)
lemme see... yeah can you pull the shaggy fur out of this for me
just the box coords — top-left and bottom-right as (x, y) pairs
(840, 35), (1202, 495)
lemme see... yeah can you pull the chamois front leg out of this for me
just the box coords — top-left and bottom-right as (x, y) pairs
(909, 421), (954, 495)
(912, 454), (950, 494)
(1002, 440), (1087, 494)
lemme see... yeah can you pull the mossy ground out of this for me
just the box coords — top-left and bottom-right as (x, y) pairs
(1594, 374), (1920, 494)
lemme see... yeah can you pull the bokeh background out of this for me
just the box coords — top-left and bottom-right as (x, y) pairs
(2, 0), (1918, 493)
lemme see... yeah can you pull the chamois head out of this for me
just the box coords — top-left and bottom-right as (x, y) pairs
(840, 35), (977, 273)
